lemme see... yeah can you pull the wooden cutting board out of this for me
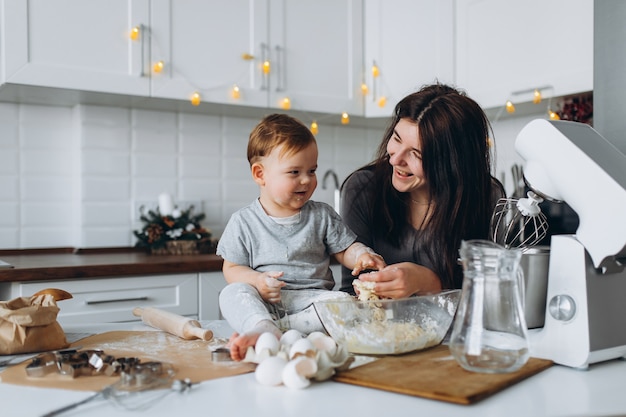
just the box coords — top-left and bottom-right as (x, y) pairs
(333, 345), (552, 404)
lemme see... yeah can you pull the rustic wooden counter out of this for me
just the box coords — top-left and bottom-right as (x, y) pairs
(0, 247), (223, 283)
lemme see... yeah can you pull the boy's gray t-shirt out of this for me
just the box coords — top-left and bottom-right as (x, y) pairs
(216, 199), (356, 290)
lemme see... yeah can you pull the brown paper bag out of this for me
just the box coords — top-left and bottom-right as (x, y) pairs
(0, 294), (68, 355)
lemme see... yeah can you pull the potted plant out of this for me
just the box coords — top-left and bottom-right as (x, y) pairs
(133, 205), (214, 255)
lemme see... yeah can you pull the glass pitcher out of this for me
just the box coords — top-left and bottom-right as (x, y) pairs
(449, 239), (529, 373)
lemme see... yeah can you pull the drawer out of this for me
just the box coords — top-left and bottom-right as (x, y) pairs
(4, 274), (198, 324)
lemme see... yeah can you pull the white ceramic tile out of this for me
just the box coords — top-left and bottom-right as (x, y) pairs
(21, 203), (74, 226)
(222, 180), (257, 203)
(82, 203), (130, 226)
(222, 156), (252, 181)
(132, 178), (178, 201)
(132, 108), (177, 130)
(0, 228), (19, 248)
(20, 104), (73, 128)
(222, 116), (256, 157)
(179, 179), (220, 201)
(0, 104), (19, 147)
(82, 150), (130, 176)
(21, 177), (74, 202)
(80, 105), (130, 126)
(81, 228), (133, 248)
(180, 155), (219, 178)
(0, 203), (19, 225)
(180, 129), (220, 156)
(132, 153), (177, 177)
(133, 127), (178, 153)
(82, 178), (130, 201)
(21, 149), (75, 175)
(21, 110), (74, 149)
(179, 113), (221, 138)
(21, 228), (74, 248)
(0, 151), (18, 174)
(81, 124), (131, 150)
(0, 177), (19, 201)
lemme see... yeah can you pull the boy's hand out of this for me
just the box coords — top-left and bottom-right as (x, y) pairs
(255, 271), (286, 303)
(352, 252), (386, 276)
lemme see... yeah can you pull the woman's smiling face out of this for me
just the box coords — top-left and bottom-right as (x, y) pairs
(386, 118), (428, 196)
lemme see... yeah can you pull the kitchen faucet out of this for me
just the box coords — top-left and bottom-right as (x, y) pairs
(322, 169), (339, 190)
(321, 169), (341, 213)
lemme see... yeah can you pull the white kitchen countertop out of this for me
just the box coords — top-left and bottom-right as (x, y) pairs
(2, 321), (626, 417)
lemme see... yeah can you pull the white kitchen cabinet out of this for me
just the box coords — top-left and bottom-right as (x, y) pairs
(455, 0), (593, 110)
(198, 271), (227, 321)
(149, 0), (363, 115)
(0, 274), (198, 325)
(148, 0), (268, 108)
(265, 0), (364, 115)
(363, 0), (454, 117)
(0, 0), (150, 96)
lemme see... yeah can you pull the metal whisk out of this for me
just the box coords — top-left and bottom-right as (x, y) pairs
(490, 191), (549, 249)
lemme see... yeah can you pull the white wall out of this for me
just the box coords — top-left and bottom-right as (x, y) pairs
(0, 100), (545, 249)
(0, 102), (385, 249)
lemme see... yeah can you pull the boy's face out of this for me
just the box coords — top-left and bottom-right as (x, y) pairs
(253, 142), (318, 217)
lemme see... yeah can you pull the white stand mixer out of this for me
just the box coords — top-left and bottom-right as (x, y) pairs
(515, 119), (626, 369)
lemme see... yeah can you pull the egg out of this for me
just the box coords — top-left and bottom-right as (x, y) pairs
(281, 356), (317, 389)
(289, 338), (315, 359)
(307, 333), (337, 354)
(255, 356), (287, 386)
(255, 332), (280, 356)
(280, 329), (304, 346)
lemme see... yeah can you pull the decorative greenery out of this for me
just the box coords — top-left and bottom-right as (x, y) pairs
(133, 206), (212, 250)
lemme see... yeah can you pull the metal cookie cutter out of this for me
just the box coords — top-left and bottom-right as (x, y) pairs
(25, 348), (79, 378)
(211, 348), (232, 362)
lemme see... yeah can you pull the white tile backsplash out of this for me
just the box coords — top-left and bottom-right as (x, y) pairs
(0, 203), (19, 226)
(0, 100), (531, 250)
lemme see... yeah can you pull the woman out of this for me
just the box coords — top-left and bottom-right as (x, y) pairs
(340, 83), (505, 298)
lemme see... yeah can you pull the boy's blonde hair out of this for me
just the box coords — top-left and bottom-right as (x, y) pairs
(247, 114), (316, 166)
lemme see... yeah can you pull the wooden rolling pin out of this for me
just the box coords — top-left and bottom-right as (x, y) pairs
(132, 307), (213, 341)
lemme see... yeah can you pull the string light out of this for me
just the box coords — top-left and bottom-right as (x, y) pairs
(153, 60), (164, 74)
(505, 100), (516, 114)
(372, 62), (380, 78)
(190, 92), (201, 106)
(130, 26), (140, 41)
(493, 86), (558, 124)
(548, 109), (560, 120)
(231, 84), (241, 99)
(127, 26), (371, 134)
(377, 96), (387, 108)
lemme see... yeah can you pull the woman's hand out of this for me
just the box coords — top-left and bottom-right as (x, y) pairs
(254, 271), (286, 303)
(355, 262), (442, 299)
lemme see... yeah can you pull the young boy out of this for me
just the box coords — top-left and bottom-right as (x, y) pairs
(217, 114), (386, 361)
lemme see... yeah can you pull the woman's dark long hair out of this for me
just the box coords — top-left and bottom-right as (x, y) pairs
(357, 83), (500, 289)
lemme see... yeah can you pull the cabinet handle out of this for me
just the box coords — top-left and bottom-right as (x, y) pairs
(260, 43), (270, 91)
(275, 45), (285, 92)
(85, 296), (149, 305)
(139, 24), (149, 78)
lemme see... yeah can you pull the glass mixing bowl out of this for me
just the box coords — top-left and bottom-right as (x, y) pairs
(313, 290), (461, 355)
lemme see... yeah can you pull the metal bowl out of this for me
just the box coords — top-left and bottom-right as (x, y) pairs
(313, 290), (461, 355)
